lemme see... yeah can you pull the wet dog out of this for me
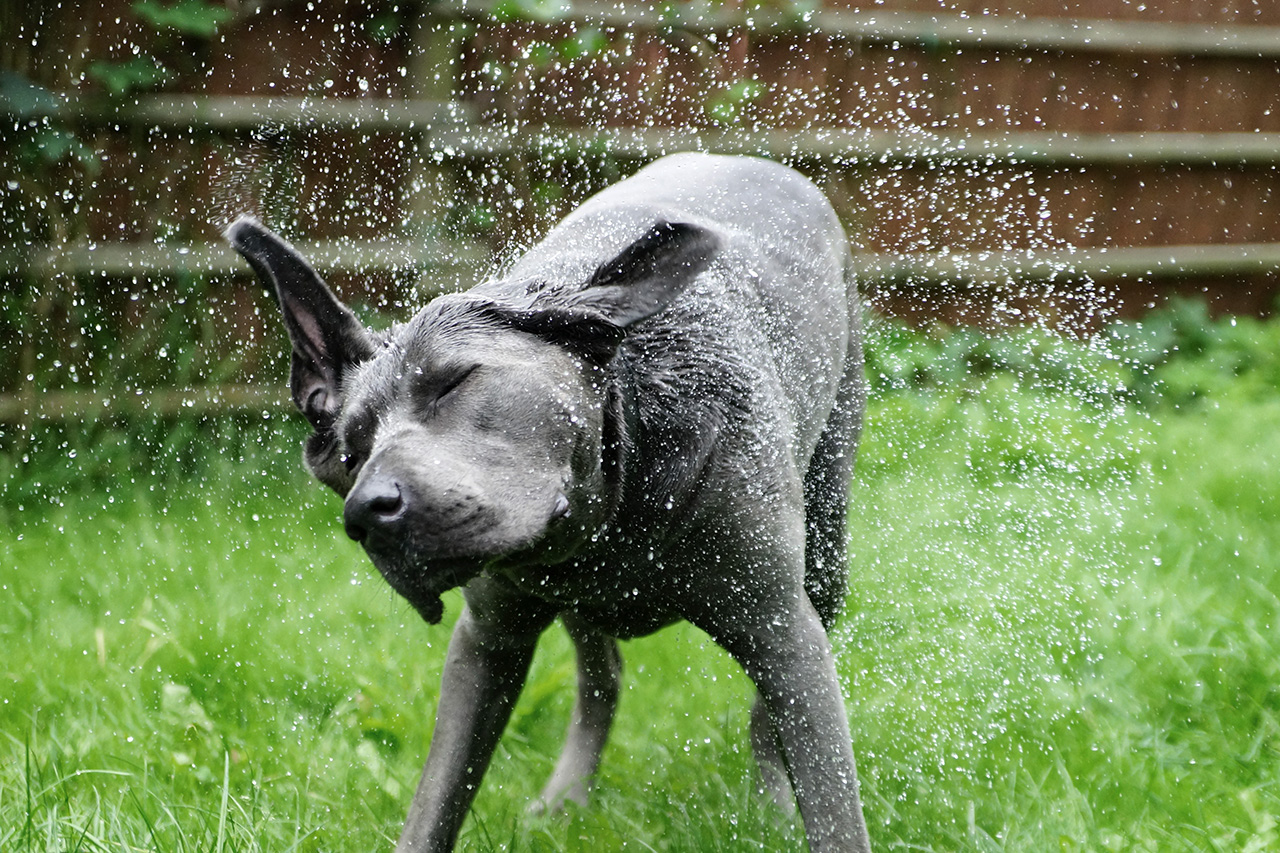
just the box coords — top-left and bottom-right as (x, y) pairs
(226, 152), (870, 852)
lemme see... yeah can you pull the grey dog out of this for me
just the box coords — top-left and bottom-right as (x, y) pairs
(226, 152), (870, 852)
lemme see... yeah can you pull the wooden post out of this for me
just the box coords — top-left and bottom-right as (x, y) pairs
(404, 11), (477, 295)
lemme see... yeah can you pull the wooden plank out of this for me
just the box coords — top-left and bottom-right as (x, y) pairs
(28, 238), (491, 278)
(44, 95), (475, 132)
(809, 10), (1280, 58)
(28, 238), (1280, 282)
(439, 1), (1280, 59)
(427, 125), (1280, 168)
(850, 243), (1280, 285)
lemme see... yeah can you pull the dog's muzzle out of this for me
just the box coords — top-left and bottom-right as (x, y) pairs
(344, 471), (405, 544)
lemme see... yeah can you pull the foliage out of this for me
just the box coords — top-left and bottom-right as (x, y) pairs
(492, 0), (574, 24)
(82, 1), (232, 101)
(867, 296), (1280, 412)
(865, 317), (1129, 406)
(2, 0), (236, 403)
(86, 55), (173, 99)
(707, 79), (765, 125)
(132, 0), (232, 37)
(0, 413), (305, 523)
(1108, 297), (1280, 408)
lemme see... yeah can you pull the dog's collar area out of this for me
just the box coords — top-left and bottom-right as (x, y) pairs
(598, 361), (635, 520)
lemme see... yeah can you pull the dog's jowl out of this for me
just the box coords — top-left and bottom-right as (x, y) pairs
(226, 152), (871, 852)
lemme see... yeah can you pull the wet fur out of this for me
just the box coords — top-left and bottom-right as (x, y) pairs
(225, 153), (872, 852)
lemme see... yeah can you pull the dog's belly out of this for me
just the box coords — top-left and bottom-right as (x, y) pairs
(564, 600), (681, 640)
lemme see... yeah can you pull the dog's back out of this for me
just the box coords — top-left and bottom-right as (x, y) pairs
(482, 153), (864, 629)
(488, 149), (860, 489)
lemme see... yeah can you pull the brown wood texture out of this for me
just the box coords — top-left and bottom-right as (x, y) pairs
(826, 0), (1280, 26)
(7, 0), (1280, 412)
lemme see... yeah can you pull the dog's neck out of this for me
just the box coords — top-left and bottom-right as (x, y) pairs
(598, 355), (635, 525)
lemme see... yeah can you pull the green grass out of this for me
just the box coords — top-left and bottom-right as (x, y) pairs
(4, 305), (1280, 851)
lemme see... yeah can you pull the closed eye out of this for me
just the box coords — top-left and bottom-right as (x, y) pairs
(438, 364), (478, 400)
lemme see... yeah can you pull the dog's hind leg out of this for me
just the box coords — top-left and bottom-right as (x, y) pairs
(531, 615), (622, 813)
(752, 382), (860, 808)
(750, 691), (795, 812)
(692, 569), (871, 853)
(749, 397), (857, 812)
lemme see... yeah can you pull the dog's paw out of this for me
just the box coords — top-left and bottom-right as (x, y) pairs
(527, 781), (589, 817)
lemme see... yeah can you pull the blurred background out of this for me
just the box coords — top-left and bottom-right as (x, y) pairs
(5, 0), (1280, 424)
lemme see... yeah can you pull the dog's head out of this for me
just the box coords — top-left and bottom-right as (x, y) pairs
(225, 216), (718, 623)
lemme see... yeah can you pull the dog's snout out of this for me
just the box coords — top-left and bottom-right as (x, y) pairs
(344, 474), (405, 542)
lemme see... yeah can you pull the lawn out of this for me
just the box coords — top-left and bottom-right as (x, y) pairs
(3, 302), (1279, 851)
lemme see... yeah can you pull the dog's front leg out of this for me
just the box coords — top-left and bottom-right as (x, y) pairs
(397, 585), (556, 852)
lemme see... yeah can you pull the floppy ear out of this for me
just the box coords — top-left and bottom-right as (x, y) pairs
(224, 216), (375, 430)
(570, 220), (720, 327)
(494, 220), (720, 362)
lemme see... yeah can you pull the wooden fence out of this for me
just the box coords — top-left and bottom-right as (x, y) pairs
(5, 0), (1280, 420)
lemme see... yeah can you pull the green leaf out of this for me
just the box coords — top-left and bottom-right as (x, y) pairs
(726, 78), (766, 102)
(87, 56), (171, 98)
(133, 0), (231, 37)
(491, 0), (571, 23)
(465, 204), (496, 231)
(531, 181), (564, 205)
(364, 10), (403, 44)
(706, 78), (766, 125)
(17, 127), (100, 174)
(525, 41), (557, 71)
(558, 27), (608, 61)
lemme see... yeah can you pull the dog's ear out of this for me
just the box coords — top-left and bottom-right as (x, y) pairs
(572, 220), (719, 327)
(493, 221), (719, 362)
(224, 216), (375, 430)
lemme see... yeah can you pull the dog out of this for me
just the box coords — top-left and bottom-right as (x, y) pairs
(225, 152), (870, 852)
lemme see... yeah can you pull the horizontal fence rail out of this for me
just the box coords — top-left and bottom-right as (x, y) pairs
(50, 95), (474, 132)
(440, 1), (1280, 59)
(424, 127), (1280, 168)
(848, 242), (1280, 284)
(20, 94), (1280, 168)
(0, 385), (290, 423)
(28, 237), (490, 278)
(30, 238), (1280, 285)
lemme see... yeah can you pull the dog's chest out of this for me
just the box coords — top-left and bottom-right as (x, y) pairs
(499, 557), (681, 639)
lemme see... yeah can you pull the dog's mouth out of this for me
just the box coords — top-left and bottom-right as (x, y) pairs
(407, 591), (445, 624)
(353, 491), (579, 623)
(364, 550), (482, 625)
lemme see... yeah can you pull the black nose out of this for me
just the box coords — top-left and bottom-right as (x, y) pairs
(344, 473), (405, 542)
